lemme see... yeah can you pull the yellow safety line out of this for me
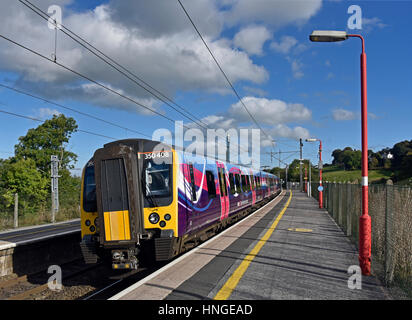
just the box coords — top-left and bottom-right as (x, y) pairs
(214, 190), (293, 300)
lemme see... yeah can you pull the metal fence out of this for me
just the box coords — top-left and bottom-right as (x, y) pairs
(311, 180), (412, 291)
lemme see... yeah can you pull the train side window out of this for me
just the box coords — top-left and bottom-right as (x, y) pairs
(229, 173), (236, 194)
(218, 168), (228, 197)
(241, 175), (246, 192)
(235, 174), (241, 193)
(206, 170), (216, 198)
(188, 164), (197, 201)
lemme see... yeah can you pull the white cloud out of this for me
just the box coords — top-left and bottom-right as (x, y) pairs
(332, 108), (379, 121)
(223, 0), (322, 29)
(36, 108), (61, 119)
(270, 36), (298, 54)
(332, 108), (357, 121)
(185, 96), (312, 148)
(233, 25), (272, 55)
(326, 72), (335, 80)
(0, 0), (268, 114)
(291, 59), (304, 79)
(368, 112), (378, 120)
(228, 96), (312, 125)
(269, 124), (310, 140)
(362, 17), (387, 33)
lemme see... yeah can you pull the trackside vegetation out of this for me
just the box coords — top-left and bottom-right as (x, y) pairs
(0, 114), (81, 230)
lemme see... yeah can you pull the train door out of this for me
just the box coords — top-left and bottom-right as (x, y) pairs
(250, 171), (256, 205)
(216, 162), (229, 220)
(183, 161), (197, 232)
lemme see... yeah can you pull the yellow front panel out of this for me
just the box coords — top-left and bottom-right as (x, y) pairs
(80, 167), (97, 238)
(104, 210), (131, 241)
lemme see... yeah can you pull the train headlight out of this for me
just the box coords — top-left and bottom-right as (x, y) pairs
(159, 221), (166, 228)
(164, 214), (171, 221)
(85, 219), (91, 226)
(149, 212), (160, 224)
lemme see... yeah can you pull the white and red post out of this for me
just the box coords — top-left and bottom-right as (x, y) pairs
(318, 140), (323, 209)
(348, 34), (371, 276)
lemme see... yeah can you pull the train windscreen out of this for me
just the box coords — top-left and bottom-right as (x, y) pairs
(83, 163), (97, 212)
(141, 150), (173, 207)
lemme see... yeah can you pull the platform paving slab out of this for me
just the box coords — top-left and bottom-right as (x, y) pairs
(166, 191), (390, 300)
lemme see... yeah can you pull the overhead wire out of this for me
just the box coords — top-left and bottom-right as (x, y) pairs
(18, 0), (269, 161)
(0, 31), (254, 160)
(11, 1), (253, 157)
(18, 0), (209, 130)
(0, 83), (151, 139)
(176, 0), (274, 144)
(7, 0), (278, 163)
(0, 109), (118, 140)
(0, 32), (186, 124)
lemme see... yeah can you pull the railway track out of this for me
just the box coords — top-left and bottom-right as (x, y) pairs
(84, 193), (282, 300)
(0, 259), (110, 300)
(0, 193), (281, 300)
(81, 265), (163, 300)
(0, 257), (164, 300)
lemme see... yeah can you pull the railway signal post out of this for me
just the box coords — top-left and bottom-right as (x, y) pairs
(51, 155), (59, 223)
(309, 30), (371, 275)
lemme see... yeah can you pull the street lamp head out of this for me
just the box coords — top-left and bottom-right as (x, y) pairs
(305, 138), (318, 142)
(310, 30), (348, 42)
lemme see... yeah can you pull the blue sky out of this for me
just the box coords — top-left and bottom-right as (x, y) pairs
(0, 0), (410, 174)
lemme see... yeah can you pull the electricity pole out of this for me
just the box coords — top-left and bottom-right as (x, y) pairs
(285, 165), (288, 190)
(308, 160), (312, 197)
(51, 155), (59, 223)
(226, 134), (230, 163)
(299, 138), (303, 192)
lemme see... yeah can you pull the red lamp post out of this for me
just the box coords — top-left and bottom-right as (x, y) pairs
(310, 30), (371, 275)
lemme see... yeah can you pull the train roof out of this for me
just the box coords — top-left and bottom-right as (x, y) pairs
(102, 138), (278, 179)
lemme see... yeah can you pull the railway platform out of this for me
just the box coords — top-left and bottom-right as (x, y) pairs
(0, 219), (80, 249)
(111, 190), (390, 300)
(0, 219), (81, 277)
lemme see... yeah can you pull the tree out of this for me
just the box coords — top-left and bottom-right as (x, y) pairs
(286, 159), (318, 182)
(400, 151), (412, 179)
(0, 158), (47, 212)
(341, 149), (361, 170)
(14, 114), (78, 176)
(392, 140), (412, 169)
(332, 149), (343, 166)
(0, 114), (80, 217)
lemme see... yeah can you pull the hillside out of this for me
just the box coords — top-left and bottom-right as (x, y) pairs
(321, 165), (393, 184)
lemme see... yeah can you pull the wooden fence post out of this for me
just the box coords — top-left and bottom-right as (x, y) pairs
(14, 193), (18, 228)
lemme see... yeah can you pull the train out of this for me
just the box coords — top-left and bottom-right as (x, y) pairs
(80, 138), (281, 269)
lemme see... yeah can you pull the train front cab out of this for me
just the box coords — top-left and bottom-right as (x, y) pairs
(80, 139), (179, 270)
